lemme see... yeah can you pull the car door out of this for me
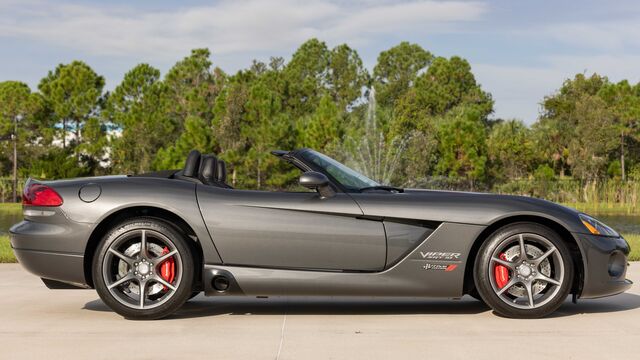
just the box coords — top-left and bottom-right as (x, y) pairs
(197, 185), (386, 271)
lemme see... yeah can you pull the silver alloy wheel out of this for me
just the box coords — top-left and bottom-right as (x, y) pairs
(488, 233), (565, 310)
(102, 229), (183, 310)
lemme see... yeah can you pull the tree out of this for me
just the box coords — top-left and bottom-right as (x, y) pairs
(154, 115), (215, 170)
(327, 44), (369, 109)
(373, 42), (432, 108)
(164, 48), (225, 138)
(297, 94), (341, 152)
(107, 64), (172, 173)
(283, 39), (331, 117)
(487, 119), (534, 180)
(154, 49), (226, 169)
(241, 80), (295, 189)
(212, 79), (249, 186)
(435, 106), (488, 186)
(567, 95), (617, 180)
(537, 73), (612, 178)
(0, 81), (44, 200)
(38, 61), (105, 151)
(395, 130), (438, 186)
(598, 80), (640, 180)
(391, 56), (493, 138)
(412, 56), (493, 117)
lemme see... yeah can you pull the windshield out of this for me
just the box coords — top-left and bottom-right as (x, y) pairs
(298, 150), (379, 191)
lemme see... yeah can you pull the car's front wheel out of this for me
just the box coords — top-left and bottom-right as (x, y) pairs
(474, 223), (573, 318)
(93, 218), (195, 320)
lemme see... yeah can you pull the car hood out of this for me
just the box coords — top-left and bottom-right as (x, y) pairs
(351, 188), (585, 233)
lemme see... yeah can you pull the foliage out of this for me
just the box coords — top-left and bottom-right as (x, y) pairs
(373, 42), (432, 108)
(0, 235), (16, 263)
(435, 106), (488, 185)
(487, 119), (534, 181)
(38, 61), (105, 154)
(106, 64), (172, 173)
(0, 39), (639, 205)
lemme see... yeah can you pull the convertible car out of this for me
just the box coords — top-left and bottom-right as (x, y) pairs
(10, 149), (632, 319)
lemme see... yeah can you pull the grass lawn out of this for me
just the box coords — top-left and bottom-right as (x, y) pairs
(562, 202), (638, 215)
(0, 202), (21, 213)
(625, 233), (640, 262)
(0, 235), (16, 263)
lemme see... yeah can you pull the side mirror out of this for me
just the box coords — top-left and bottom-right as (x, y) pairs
(299, 171), (336, 198)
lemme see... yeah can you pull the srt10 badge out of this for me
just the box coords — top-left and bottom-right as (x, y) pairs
(422, 264), (458, 271)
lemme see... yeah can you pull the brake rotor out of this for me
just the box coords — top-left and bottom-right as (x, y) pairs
(117, 242), (166, 296)
(501, 244), (552, 298)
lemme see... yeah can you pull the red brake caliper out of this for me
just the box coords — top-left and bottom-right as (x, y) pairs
(494, 253), (509, 289)
(160, 247), (175, 291)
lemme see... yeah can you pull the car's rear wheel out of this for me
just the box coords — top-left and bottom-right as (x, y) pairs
(474, 222), (573, 318)
(93, 218), (195, 320)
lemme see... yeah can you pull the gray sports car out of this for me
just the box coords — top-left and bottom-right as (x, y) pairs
(10, 148), (632, 319)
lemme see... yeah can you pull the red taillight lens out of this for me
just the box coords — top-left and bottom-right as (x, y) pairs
(22, 184), (63, 207)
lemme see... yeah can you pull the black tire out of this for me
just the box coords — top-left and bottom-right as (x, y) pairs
(473, 222), (573, 318)
(93, 217), (195, 320)
(468, 288), (487, 305)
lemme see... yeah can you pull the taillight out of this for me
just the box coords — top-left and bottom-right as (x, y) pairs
(22, 183), (63, 207)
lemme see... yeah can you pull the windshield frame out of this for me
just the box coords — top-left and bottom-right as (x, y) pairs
(292, 149), (380, 193)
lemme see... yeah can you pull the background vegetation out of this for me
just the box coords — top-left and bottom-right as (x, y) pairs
(1, 39), (639, 206)
(1, 39), (639, 262)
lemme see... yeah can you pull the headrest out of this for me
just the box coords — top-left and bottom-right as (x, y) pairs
(217, 160), (227, 183)
(200, 155), (218, 183)
(183, 150), (201, 178)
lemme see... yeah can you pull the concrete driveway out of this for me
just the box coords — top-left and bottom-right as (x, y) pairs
(0, 263), (639, 360)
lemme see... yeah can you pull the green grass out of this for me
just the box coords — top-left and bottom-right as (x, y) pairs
(624, 233), (640, 262)
(562, 202), (639, 215)
(0, 202), (21, 214)
(0, 235), (16, 263)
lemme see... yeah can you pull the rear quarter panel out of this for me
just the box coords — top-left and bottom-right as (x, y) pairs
(45, 176), (221, 262)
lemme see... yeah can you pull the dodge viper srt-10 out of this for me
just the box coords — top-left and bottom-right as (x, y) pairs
(10, 149), (632, 319)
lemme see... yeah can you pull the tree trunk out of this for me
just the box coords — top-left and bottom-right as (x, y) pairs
(75, 118), (81, 161)
(12, 118), (17, 203)
(62, 119), (67, 149)
(75, 119), (81, 146)
(621, 130), (626, 181)
(232, 168), (237, 187)
(257, 160), (261, 190)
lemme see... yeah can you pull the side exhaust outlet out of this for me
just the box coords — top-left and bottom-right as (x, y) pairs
(212, 276), (230, 291)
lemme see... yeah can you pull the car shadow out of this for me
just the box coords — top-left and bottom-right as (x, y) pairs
(83, 293), (640, 319)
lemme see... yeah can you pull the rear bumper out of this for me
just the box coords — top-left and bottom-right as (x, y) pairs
(12, 248), (87, 286)
(10, 218), (91, 286)
(574, 232), (633, 299)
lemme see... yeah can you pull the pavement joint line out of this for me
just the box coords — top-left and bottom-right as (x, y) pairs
(276, 312), (287, 360)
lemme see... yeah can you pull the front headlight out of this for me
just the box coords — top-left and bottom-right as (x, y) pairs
(579, 214), (619, 237)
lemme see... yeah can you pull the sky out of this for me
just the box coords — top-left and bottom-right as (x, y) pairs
(2, 0), (640, 124)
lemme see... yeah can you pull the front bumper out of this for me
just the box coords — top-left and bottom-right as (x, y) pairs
(574, 232), (633, 299)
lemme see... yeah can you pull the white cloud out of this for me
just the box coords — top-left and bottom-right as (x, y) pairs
(541, 20), (640, 51)
(0, 0), (486, 60)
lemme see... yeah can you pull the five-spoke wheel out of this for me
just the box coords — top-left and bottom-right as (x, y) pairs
(93, 218), (195, 320)
(474, 223), (573, 318)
